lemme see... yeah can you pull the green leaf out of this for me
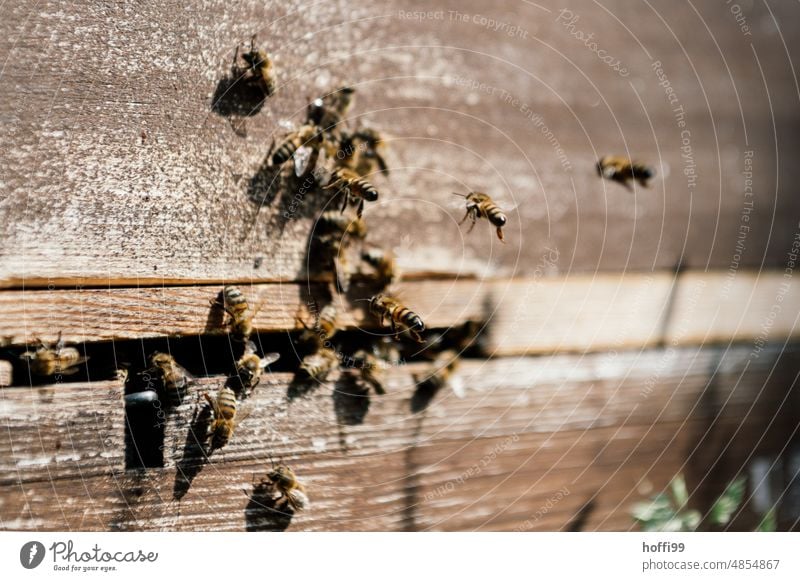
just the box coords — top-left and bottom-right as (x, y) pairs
(710, 476), (746, 526)
(756, 508), (777, 532)
(670, 475), (690, 508)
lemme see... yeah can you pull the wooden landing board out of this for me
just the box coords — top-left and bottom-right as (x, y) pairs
(2, 344), (796, 530)
(0, 271), (796, 358)
(0, 379), (126, 485)
(1, 1), (798, 287)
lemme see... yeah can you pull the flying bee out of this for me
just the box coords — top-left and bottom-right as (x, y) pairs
(298, 347), (339, 382)
(234, 35), (276, 98)
(265, 464), (309, 512)
(453, 191), (509, 243)
(350, 349), (386, 395)
(369, 294), (426, 343)
(20, 332), (87, 377)
(212, 285), (256, 342)
(361, 245), (398, 287)
(596, 156), (655, 189)
(203, 385), (239, 450)
(148, 352), (191, 407)
(323, 167), (379, 217)
(235, 341), (280, 395)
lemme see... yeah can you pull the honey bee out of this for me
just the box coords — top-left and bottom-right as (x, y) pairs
(324, 167), (379, 217)
(596, 156), (655, 189)
(235, 341), (280, 394)
(350, 349), (386, 395)
(203, 385), (239, 449)
(307, 86), (356, 135)
(298, 347), (339, 382)
(338, 128), (389, 177)
(369, 294), (426, 343)
(148, 352), (191, 407)
(234, 35), (276, 98)
(269, 124), (324, 176)
(213, 285), (256, 342)
(454, 191), (508, 242)
(265, 464), (309, 512)
(20, 333), (87, 377)
(297, 301), (339, 353)
(413, 350), (463, 402)
(361, 245), (398, 287)
(314, 211), (368, 293)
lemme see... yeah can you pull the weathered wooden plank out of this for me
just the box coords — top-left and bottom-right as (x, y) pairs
(0, 361), (11, 387)
(154, 345), (798, 472)
(1, 0), (798, 287)
(0, 272), (797, 357)
(0, 380), (125, 485)
(2, 414), (789, 531)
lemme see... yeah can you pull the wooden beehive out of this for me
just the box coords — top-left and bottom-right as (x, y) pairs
(1, 0), (799, 531)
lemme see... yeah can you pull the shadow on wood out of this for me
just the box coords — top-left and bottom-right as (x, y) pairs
(172, 404), (213, 501)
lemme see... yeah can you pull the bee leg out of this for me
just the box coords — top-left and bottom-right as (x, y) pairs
(496, 227), (506, 243)
(466, 211), (478, 234)
(411, 329), (424, 343)
(459, 209), (470, 225)
(356, 199), (364, 218)
(340, 189), (349, 213)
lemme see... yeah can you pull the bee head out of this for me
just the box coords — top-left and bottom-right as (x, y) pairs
(639, 166), (655, 179)
(307, 98), (325, 125)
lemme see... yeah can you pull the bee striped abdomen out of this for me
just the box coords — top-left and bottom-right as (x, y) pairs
(272, 139), (300, 165)
(394, 306), (424, 332)
(217, 387), (237, 419)
(485, 204), (507, 227)
(350, 178), (379, 201)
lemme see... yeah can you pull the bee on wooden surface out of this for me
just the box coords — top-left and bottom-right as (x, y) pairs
(338, 128), (390, 177)
(453, 191), (508, 243)
(269, 124), (324, 176)
(307, 86), (356, 135)
(298, 347), (339, 382)
(324, 167), (379, 217)
(213, 285), (256, 342)
(234, 35), (276, 98)
(596, 156), (655, 189)
(265, 464), (309, 512)
(203, 385), (239, 450)
(148, 352), (191, 407)
(350, 349), (386, 395)
(369, 294), (426, 343)
(412, 350), (464, 410)
(314, 211), (368, 293)
(235, 341), (280, 395)
(20, 333), (87, 378)
(361, 245), (398, 287)
(297, 301), (339, 354)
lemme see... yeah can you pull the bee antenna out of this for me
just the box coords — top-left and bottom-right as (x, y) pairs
(452, 192), (467, 197)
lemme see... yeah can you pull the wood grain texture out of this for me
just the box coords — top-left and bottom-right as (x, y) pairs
(2, 344), (797, 530)
(0, 361), (11, 387)
(1, 0), (798, 287)
(0, 379), (125, 485)
(0, 271), (797, 356)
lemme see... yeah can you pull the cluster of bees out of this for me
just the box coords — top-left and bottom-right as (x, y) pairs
(14, 36), (656, 521)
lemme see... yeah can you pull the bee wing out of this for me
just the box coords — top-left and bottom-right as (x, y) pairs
(288, 489), (309, 511)
(293, 146), (313, 177)
(259, 352), (281, 369)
